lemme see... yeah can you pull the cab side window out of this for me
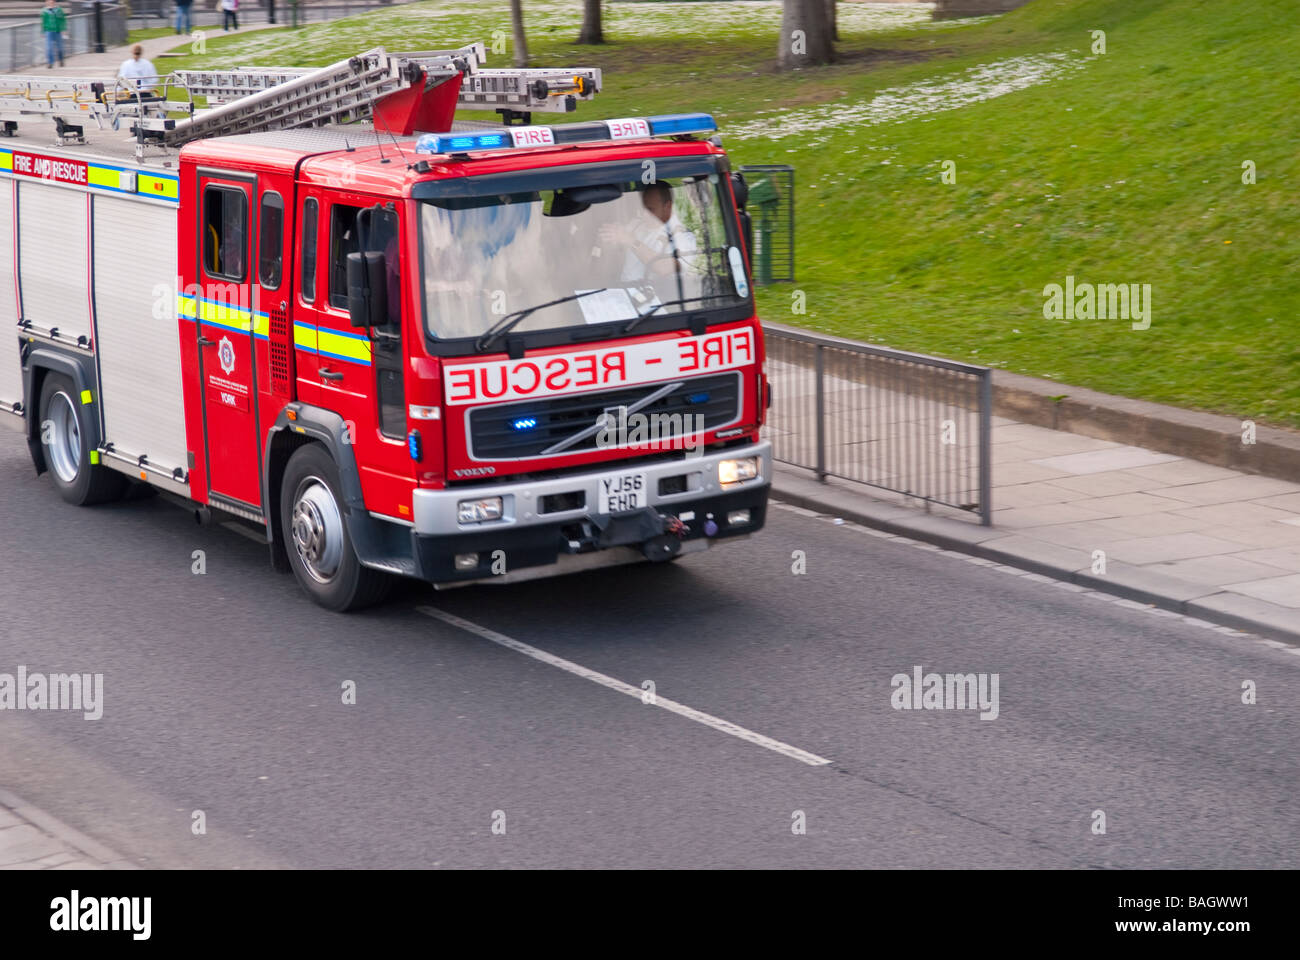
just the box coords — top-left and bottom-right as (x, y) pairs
(257, 192), (284, 290)
(299, 198), (318, 302)
(366, 208), (404, 437)
(328, 203), (363, 310)
(203, 186), (247, 280)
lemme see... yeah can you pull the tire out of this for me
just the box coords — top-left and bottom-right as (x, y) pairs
(280, 443), (391, 612)
(37, 373), (127, 506)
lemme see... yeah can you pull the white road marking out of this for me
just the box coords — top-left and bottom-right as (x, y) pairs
(416, 606), (833, 767)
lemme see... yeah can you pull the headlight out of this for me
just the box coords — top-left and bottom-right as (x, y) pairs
(457, 497), (503, 523)
(718, 457), (759, 486)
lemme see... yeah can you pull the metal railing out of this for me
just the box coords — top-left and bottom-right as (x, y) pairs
(128, 0), (404, 27)
(763, 322), (992, 525)
(0, 8), (128, 72)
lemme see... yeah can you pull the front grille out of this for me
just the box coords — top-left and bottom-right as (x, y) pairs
(467, 372), (742, 460)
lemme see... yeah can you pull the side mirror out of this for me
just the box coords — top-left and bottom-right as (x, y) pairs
(346, 250), (387, 328)
(730, 171), (749, 210)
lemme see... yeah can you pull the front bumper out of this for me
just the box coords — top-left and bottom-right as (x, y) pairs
(410, 441), (771, 585)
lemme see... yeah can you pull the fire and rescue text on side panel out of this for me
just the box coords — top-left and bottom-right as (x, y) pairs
(0, 148), (179, 200)
(442, 328), (755, 406)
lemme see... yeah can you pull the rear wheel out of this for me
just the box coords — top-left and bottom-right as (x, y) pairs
(37, 373), (126, 506)
(280, 444), (391, 611)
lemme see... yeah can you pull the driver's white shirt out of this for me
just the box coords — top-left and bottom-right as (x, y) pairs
(620, 211), (699, 284)
(118, 57), (157, 88)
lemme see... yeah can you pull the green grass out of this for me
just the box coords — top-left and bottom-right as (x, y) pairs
(149, 0), (1300, 428)
(128, 27), (184, 43)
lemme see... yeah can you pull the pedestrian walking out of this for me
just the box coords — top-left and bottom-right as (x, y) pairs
(174, 0), (194, 35)
(41, 0), (66, 69)
(221, 0), (239, 31)
(118, 44), (159, 94)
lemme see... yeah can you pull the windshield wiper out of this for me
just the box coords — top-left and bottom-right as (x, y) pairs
(621, 294), (736, 334)
(475, 288), (610, 353)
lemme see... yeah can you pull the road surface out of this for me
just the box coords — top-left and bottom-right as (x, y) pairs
(1, 423), (1296, 868)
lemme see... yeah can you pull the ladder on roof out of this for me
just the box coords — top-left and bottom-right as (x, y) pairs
(0, 74), (169, 147)
(0, 42), (600, 156)
(143, 45), (488, 146)
(177, 52), (601, 118)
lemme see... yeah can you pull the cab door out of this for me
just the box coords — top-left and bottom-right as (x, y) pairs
(196, 173), (262, 508)
(301, 194), (411, 521)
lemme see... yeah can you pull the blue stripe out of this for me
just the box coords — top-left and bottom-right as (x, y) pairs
(319, 326), (371, 342)
(317, 347), (372, 366)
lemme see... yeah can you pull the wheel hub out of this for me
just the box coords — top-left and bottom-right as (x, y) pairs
(46, 391), (81, 484)
(291, 479), (344, 583)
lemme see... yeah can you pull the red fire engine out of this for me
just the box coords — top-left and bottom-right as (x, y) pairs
(0, 44), (771, 610)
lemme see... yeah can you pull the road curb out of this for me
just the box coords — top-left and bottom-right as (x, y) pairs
(0, 788), (137, 870)
(770, 465), (1300, 646)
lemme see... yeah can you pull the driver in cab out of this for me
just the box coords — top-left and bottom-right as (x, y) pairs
(600, 182), (701, 293)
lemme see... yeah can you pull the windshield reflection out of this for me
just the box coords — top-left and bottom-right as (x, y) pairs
(421, 175), (744, 341)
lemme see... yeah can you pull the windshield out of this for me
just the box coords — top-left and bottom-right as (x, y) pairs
(420, 173), (747, 342)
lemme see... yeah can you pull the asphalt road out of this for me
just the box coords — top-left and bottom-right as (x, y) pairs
(1, 422), (1297, 869)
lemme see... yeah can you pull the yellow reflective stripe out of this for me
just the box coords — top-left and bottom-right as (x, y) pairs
(0, 151), (12, 171)
(199, 305), (250, 332)
(177, 294), (270, 334)
(204, 299), (251, 327)
(87, 165), (121, 190)
(293, 323), (317, 352)
(138, 174), (179, 200)
(317, 328), (372, 365)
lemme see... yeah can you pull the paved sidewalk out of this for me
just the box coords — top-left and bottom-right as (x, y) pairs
(9, 22), (279, 78)
(767, 369), (1300, 642)
(0, 788), (135, 869)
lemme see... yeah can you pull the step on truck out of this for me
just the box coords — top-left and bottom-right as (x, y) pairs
(0, 44), (772, 610)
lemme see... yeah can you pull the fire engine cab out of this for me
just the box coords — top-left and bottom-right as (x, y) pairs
(0, 44), (771, 610)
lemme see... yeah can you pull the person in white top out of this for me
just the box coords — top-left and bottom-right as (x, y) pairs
(117, 44), (157, 92)
(604, 183), (701, 307)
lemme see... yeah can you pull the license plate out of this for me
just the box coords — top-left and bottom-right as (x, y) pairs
(598, 472), (647, 514)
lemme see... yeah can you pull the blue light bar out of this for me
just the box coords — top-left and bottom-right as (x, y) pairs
(646, 113), (717, 136)
(414, 113), (717, 157)
(510, 417), (539, 432)
(415, 131), (511, 155)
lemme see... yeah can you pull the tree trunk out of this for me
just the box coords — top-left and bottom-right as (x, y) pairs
(510, 0), (529, 67)
(577, 0), (604, 44)
(825, 0), (838, 42)
(778, 0), (833, 70)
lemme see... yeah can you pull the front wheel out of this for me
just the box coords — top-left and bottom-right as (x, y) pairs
(37, 373), (126, 506)
(280, 444), (391, 612)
